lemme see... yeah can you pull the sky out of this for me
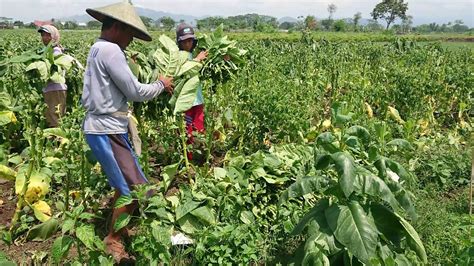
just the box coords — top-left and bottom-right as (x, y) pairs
(0, 0), (473, 26)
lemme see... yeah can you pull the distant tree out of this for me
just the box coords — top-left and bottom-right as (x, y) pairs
(401, 15), (413, 33)
(328, 4), (337, 20)
(320, 19), (332, 31)
(333, 19), (347, 32)
(64, 21), (78, 30)
(371, 0), (408, 29)
(353, 12), (362, 31)
(140, 16), (154, 28)
(87, 20), (102, 29)
(429, 22), (439, 32)
(304, 15), (317, 30)
(293, 16), (305, 30)
(279, 21), (296, 30)
(323, 3), (337, 30)
(365, 19), (384, 31)
(13, 20), (24, 27)
(452, 20), (469, 32)
(160, 16), (175, 31)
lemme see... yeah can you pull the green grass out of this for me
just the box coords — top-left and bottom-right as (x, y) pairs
(413, 184), (471, 264)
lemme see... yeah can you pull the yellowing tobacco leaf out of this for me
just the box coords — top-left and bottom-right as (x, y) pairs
(0, 164), (16, 181)
(32, 200), (52, 222)
(322, 119), (332, 129)
(365, 102), (373, 118)
(388, 106), (405, 124)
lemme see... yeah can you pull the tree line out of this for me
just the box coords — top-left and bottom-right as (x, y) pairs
(1, 0), (472, 33)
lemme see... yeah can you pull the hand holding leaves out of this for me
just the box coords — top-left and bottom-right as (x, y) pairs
(159, 75), (174, 95)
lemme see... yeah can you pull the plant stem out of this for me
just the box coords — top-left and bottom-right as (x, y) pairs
(179, 116), (190, 172)
(9, 133), (36, 233)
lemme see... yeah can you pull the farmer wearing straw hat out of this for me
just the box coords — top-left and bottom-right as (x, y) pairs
(81, 1), (173, 263)
(37, 25), (67, 127)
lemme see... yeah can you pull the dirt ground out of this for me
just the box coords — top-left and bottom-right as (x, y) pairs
(0, 179), (53, 264)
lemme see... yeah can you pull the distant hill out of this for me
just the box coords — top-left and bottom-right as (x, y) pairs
(278, 16), (298, 24)
(59, 7), (198, 25)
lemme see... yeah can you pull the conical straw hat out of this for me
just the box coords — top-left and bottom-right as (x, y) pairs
(86, 1), (152, 41)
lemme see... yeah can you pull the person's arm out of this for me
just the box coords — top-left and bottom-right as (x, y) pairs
(106, 51), (173, 102)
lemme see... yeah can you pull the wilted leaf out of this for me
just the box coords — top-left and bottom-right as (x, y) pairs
(32, 200), (52, 222)
(0, 111), (17, 126)
(27, 218), (59, 241)
(0, 164), (16, 181)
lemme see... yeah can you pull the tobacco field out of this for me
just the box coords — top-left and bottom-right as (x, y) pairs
(0, 29), (472, 265)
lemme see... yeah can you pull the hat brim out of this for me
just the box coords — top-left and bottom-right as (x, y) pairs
(177, 34), (196, 42)
(86, 8), (152, 42)
(38, 27), (50, 33)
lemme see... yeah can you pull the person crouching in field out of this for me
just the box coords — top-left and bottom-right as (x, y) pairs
(38, 25), (67, 127)
(81, 1), (173, 263)
(176, 23), (208, 161)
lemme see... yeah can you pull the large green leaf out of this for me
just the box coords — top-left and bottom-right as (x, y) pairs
(162, 163), (179, 192)
(316, 132), (339, 153)
(113, 213), (131, 232)
(76, 224), (96, 250)
(370, 203), (403, 246)
(331, 102), (354, 126)
(172, 75), (200, 114)
(176, 60), (202, 77)
(25, 60), (49, 81)
(176, 200), (202, 221)
(190, 206), (216, 225)
(386, 139), (413, 151)
(54, 54), (74, 70)
(353, 168), (401, 212)
(302, 247), (330, 266)
(375, 157), (414, 184)
(331, 152), (356, 198)
(386, 181), (417, 221)
(51, 236), (74, 264)
(325, 201), (378, 263)
(151, 221), (171, 245)
(291, 199), (330, 236)
(280, 175), (329, 204)
(114, 195), (133, 209)
(345, 125), (371, 145)
(8, 50), (42, 63)
(49, 71), (65, 84)
(26, 218), (59, 241)
(158, 35), (179, 53)
(177, 214), (203, 234)
(394, 212), (427, 263)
